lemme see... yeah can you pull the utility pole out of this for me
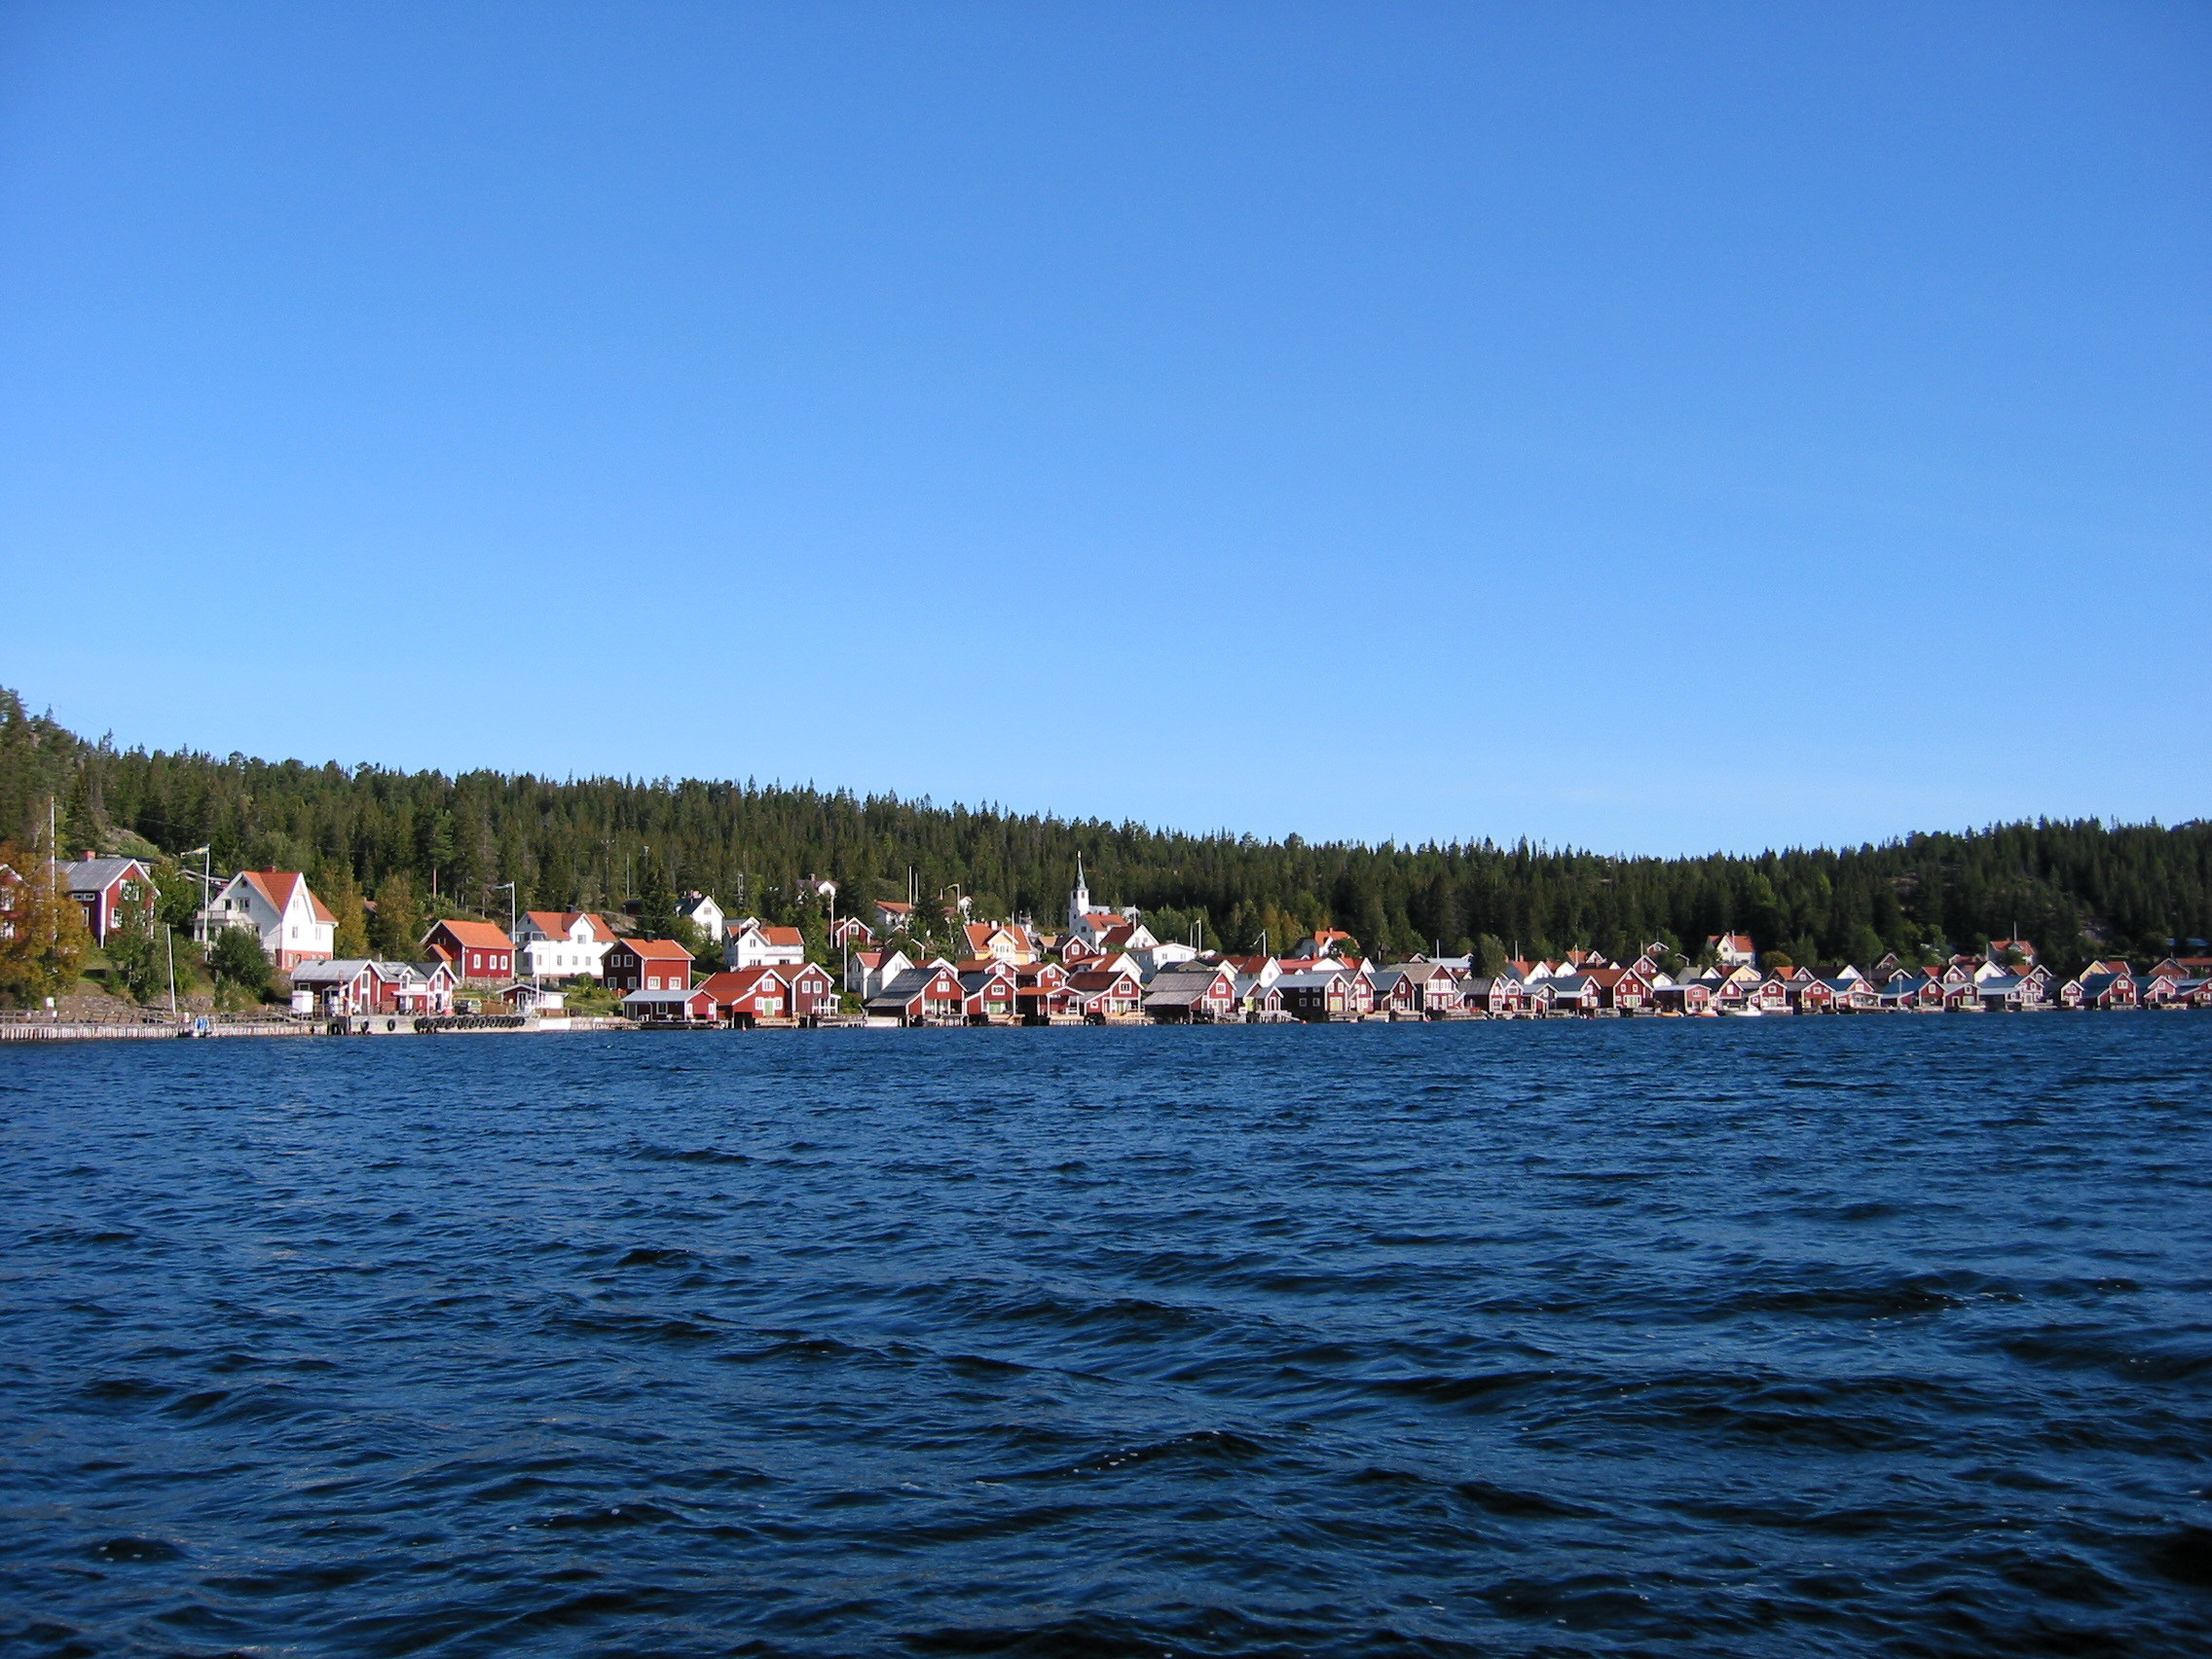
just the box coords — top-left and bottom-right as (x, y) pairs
(181, 846), (212, 942)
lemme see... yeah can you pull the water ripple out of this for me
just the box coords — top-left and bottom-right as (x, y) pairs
(2, 1017), (2209, 1655)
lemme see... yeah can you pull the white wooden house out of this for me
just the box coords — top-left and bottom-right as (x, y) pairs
(201, 869), (336, 970)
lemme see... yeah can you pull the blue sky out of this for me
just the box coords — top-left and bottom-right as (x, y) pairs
(2, 3), (2205, 855)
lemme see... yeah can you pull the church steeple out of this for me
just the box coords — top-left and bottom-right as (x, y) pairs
(1068, 856), (1089, 932)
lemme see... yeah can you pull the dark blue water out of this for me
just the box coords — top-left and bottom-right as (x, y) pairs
(4, 1020), (2210, 1657)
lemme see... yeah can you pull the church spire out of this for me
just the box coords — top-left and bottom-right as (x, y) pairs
(1069, 855), (1090, 932)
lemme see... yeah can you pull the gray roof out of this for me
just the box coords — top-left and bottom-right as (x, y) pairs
(1143, 968), (1226, 1007)
(1145, 964), (1226, 988)
(62, 857), (147, 895)
(291, 958), (376, 983)
(867, 967), (949, 1007)
(293, 959), (426, 986)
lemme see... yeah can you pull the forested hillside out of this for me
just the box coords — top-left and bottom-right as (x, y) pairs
(3, 690), (2205, 974)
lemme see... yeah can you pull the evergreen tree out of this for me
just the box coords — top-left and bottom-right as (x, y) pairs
(369, 871), (422, 958)
(638, 850), (679, 938)
(152, 860), (201, 934)
(2, 689), (2207, 980)
(326, 868), (371, 958)
(419, 811), (456, 901)
(1357, 892), (1390, 960)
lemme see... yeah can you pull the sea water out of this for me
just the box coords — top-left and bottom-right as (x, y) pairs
(3, 1018), (2208, 1655)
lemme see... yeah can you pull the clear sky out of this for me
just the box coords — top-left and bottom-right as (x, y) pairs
(2, 3), (2205, 856)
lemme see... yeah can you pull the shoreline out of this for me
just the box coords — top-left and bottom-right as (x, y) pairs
(1, 1006), (2199, 1041)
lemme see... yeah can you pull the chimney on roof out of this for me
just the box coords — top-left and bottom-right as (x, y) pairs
(81, 850), (94, 862)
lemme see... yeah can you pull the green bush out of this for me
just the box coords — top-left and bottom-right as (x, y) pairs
(208, 927), (272, 997)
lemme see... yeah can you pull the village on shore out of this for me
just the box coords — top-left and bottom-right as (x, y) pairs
(10, 851), (2209, 1039)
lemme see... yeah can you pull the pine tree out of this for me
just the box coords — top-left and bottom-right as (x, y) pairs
(370, 872), (422, 959)
(331, 873), (371, 959)
(638, 850), (679, 939)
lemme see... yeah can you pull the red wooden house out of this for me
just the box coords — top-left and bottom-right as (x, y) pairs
(958, 960), (1020, 1023)
(1461, 976), (1530, 1016)
(603, 937), (695, 993)
(699, 967), (791, 1025)
(1544, 975), (1601, 1014)
(1065, 966), (1145, 1022)
(622, 983), (719, 1022)
(866, 964), (964, 1024)
(1016, 961), (1070, 1022)
(1750, 977), (1793, 1014)
(2076, 971), (2137, 1010)
(421, 919), (515, 985)
(1589, 967), (1654, 1013)
(1788, 977), (1834, 1014)
(1141, 963), (1237, 1022)
(61, 856), (157, 944)
(775, 960), (839, 1023)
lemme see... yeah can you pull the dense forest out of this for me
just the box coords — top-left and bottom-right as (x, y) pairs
(4, 689), (2206, 976)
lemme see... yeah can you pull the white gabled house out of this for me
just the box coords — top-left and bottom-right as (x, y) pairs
(845, 948), (915, 998)
(514, 910), (617, 980)
(728, 920), (808, 968)
(677, 891), (725, 941)
(201, 868), (336, 970)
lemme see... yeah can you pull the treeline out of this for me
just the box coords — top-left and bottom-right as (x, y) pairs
(4, 690), (2207, 975)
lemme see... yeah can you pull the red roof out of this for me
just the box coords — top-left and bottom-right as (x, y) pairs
(523, 909), (616, 943)
(699, 968), (780, 998)
(617, 938), (695, 961)
(427, 918), (513, 950)
(244, 869), (337, 925)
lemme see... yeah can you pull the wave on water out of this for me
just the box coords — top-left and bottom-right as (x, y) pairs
(3, 1018), (2210, 1656)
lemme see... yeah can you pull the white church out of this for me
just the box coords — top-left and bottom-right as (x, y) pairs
(1064, 858), (1199, 970)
